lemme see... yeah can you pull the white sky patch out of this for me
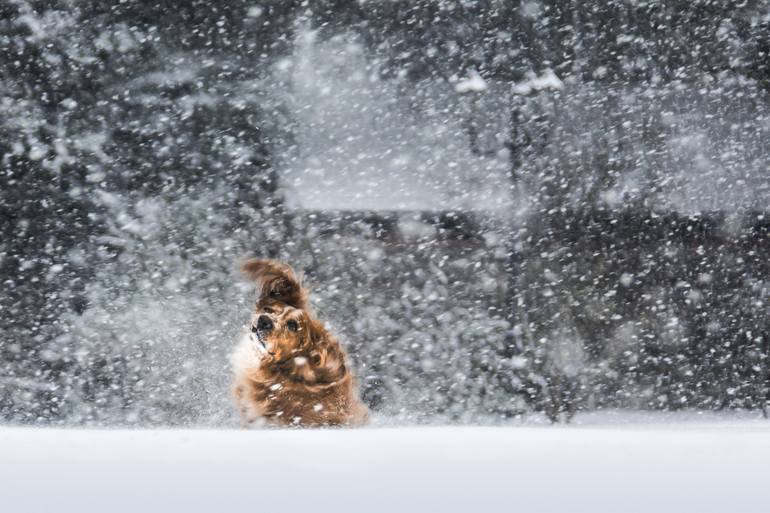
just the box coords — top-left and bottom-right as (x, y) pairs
(281, 28), (512, 213)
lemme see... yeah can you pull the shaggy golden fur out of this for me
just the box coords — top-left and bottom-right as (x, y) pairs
(230, 259), (368, 427)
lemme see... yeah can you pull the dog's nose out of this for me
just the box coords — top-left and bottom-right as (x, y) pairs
(256, 314), (274, 332)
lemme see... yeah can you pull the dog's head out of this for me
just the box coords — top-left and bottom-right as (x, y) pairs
(241, 259), (346, 384)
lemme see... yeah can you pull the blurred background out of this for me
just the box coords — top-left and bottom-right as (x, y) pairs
(0, 0), (768, 426)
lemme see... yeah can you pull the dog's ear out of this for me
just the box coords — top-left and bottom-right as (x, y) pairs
(240, 258), (308, 309)
(306, 320), (347, 384)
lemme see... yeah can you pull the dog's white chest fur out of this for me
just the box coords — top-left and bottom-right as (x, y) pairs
(229, 332), (265, 375)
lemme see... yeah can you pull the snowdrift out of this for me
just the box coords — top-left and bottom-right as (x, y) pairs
(2, 417), (769, 513)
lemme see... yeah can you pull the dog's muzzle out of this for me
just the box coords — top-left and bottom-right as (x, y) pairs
(251, 315), (273, 351)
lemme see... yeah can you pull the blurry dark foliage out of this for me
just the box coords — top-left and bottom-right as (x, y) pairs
(515, 209), (769, 420)
(311, 0), (770, 85)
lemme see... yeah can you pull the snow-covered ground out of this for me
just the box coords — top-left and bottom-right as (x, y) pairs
(2, 413), (769, 513)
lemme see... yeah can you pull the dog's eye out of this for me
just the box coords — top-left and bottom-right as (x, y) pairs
(286, 320), (299, 332)
(263, 307), (274, 314)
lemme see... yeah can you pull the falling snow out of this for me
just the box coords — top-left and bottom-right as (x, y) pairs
(1, 1), (769, 430)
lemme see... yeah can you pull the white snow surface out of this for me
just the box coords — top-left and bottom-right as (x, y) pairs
(2, 414), (769, 513)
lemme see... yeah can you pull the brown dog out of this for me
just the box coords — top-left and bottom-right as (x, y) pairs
(230, 259), (368, 427)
